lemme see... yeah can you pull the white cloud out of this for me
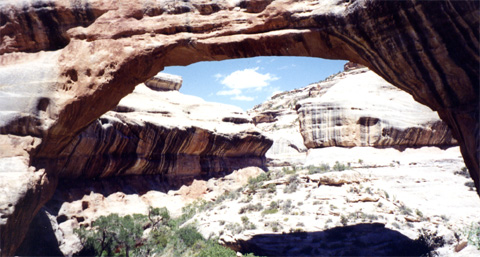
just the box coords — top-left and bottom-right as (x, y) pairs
(232, 95), (254, 101)
(213, 73), (223, 81)
(220, 67), (278, 90)
(215, 67), (279, 102)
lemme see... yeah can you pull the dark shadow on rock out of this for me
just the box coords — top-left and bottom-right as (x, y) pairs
(44, 161), (267, 217)
(15, 207), (63, 256)
(230, 223), (435, 256)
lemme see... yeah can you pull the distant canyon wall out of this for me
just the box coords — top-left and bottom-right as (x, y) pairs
(296, 69), (457, 149)
(53, 76), (271, 184)
(0, 0), (478, 256)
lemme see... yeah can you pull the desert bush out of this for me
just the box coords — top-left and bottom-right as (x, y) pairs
(75, 213), (146, 257)
(262, 201), (279, 215)
(197, 240), (237, 257)
(340, 215), (348, 226)
(266, 183), (276, 193)
(399, 204), (413, 216)
(175, 225), (204, 247)
(283, 175), (300, 193)
(281, 199), (294, 214)
(266, 221), (283, 232)
(225, 222), (244, 234)
(307, 163), (331, 174)
(74, 206), (253, 257)
(454, 166), (470, 178)
(464, 222), (480, 249)
(282, 166), (297, 175)
(332, 161), (351, 171)
(241, 216), (257, 230)
(238, 203), (263, 214)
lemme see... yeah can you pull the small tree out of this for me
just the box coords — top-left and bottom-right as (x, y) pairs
(75, 213), (145, 257)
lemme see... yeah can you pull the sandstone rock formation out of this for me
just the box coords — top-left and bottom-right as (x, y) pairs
(249, 67), (457, 167)
(296, 68), (458, 148)
(54, 76), (271, 184)
(0, 0), (478, 255)
(144, 73), (183, 92)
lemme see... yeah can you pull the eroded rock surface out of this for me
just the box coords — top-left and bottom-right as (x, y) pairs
(249, 67), (457, 167)
(296, 68), (457, 148)
(54, 77), (271, 183)
(0, 0), (478, 255)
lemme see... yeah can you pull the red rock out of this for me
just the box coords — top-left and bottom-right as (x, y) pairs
(0, 0), (478, 255)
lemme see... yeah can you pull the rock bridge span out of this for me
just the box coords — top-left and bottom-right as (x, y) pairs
(0, 0), (478, 255)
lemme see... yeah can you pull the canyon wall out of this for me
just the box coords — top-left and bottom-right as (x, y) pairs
(55, 75), (271, 184)
(0, 0), (478, 255)
(296, 68), (457, 148)
(249, 67), (457, 168)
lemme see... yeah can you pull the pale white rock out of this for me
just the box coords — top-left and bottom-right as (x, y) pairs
(297, 69), (457, 148)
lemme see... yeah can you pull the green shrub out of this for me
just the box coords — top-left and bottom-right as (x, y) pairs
(307, 163), (330, 174)
(239, 203), (263, 214)
(281, 199), (294, 214)
(74, 206), (249, 257)
(175, 225), (204, 247)
(283, 175), (300, 194)
(74, 213), (146, 257)
(282, 166), (297, 175)
(340, 215), (348, 226)
(464, 223), (480, 249)
(266, 221), (282, 232)
(332, 161), (351, 171)
(399, 204), (413, 216)
(197, 240), (237, 257)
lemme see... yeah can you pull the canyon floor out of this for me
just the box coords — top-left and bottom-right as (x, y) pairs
(185, 146), (480, 256)
(48, 145), (480, 256)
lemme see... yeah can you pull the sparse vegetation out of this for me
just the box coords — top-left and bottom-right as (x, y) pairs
(332, 161), (351, 171)
(281, 199), (294, 214)
(283, 175), (300, 193)
(463, 222), (480, 250)
(239, 203), (263, 214)
(307, 163), (331, 174)
(454, 166), (470, 178)
(399, 204), (413, 216)
(266, 221), (283, 232)
(262, 201), (279, 215)
(74, 207), (257, 257)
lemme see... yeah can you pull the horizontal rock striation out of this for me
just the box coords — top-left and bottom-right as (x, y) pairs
(0, 0), (478, 255)
(144, 73), (183, 91)
(52, 82), (272, 184)
(296, 69), (457, 148)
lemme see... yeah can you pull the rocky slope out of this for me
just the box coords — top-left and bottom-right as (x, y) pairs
(53, 74), (271, 184)
(0, 0), (478, 255)
(192, 147), (480, 257)
(249, 65), (457, 166)
(28, 147), (480, 256)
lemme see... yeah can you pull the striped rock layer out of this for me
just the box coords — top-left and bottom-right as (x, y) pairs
(296, 69), (457, 148)
(54, 83), (271, 185)
(0, 0), (478, 255)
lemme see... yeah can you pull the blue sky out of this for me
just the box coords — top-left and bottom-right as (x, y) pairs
(163, 57), (347, 110)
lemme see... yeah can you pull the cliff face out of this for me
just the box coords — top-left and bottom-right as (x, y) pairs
(0, 0), (478, 255)
(249, 66), (457, 167)
(295, 68), (457, 148)
(54, 78), (271, 184)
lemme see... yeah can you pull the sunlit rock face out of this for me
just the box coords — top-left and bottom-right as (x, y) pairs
(53, 77), (271, 184)
(296, 68), (457, 148)
(0, 0), (478, 255)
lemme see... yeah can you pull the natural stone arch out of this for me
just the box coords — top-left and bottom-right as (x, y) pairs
(0, 0), (478, 256)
